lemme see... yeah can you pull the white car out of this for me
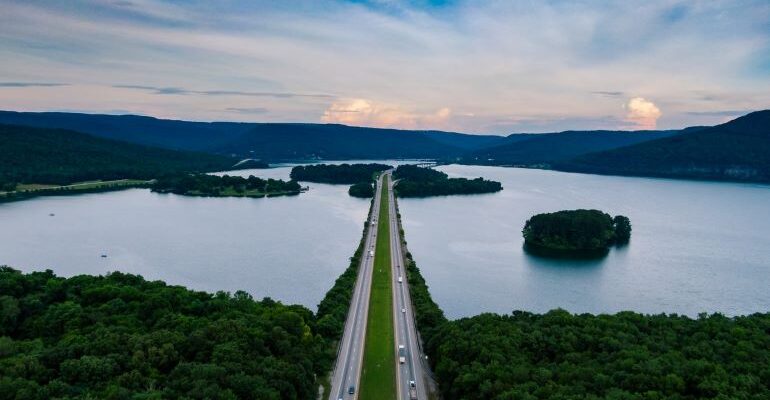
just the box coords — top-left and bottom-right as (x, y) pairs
(401, 308), (406, 313)
(398, 276), (403, 283)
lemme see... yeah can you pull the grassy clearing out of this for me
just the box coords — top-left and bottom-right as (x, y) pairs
(359, 175), (396, 400)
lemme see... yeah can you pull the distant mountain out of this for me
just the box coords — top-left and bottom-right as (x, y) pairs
(0, 124), (235, 186)
(557, 110), (770, 182)
(0, 111), (253, 152)
(466, 130), (679, 166)
(0, 111), (500, 160)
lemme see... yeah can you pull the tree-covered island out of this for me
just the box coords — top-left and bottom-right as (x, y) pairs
(289, 163), (391, 184)
(392, 164), (502, 197)
(522, 209), (631, 256)
(151, 174), (303, 198)
(348, 182), (375, 198)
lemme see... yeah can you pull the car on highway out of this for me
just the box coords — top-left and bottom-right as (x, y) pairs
(369, 250), (374, 257)
(348, 385), (355, 395)
(398, 276), (403, 283)
(402, 307), (406, 313)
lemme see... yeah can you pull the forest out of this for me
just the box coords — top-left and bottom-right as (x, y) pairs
(151, 174), (302, 198)
(425, 310), (770, 399)
(0, 124), (234, 189)
(557, 110), (770, 183)
(0, 267), (329, 400)
(289, 163), (391, 184)
(348, 182), (375, 198)
(523, 209), (631, 255)
(392, 165), (502, 197)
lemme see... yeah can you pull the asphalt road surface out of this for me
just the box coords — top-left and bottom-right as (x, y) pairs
(328, 174), (384, 400)
(387, 172), (428, 400)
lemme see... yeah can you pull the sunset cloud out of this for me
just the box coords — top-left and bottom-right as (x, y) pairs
(321, 99), (452, 130)
(626, 97), (662, 130)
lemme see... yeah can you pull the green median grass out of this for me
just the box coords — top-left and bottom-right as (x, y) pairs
(359, 175), (396, 400)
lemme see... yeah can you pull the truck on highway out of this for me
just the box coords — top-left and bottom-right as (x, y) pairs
(409, 381), (417, 400)
(398, 345), (406, 364)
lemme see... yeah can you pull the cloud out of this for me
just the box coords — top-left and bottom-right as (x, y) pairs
(684, 110), (748, 117)
(321, 98), (451, 129)
(625, 97), (662, 130)
(592, 91), (624, 97)
(113, 84), (333, 99)
(0, 1), (768, 132)
(225, 107), (269, 114)
(0, 82), (68, 88)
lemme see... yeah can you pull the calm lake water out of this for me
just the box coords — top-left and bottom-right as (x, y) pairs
(2, 163), (768, 317)
(0, 165), (371, 309)
(398, 165), (770, 318)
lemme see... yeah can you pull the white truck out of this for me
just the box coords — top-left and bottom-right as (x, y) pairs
(409, 381), (417, 400)
(398, 345), (405, 364)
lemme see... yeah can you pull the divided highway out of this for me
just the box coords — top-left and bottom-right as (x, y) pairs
(387, 172), (428, 400)
(328, 174), (384, 400)
(328, 171), (431, 400)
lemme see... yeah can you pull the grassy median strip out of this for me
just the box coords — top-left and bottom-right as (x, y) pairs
(359, 175), (397, 400)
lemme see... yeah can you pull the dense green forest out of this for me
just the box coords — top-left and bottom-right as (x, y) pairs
(0, 267), (328, 400)
(393, 165), (502, 197)
(348, 182), (375, 198)
(425, 311), (770, 400)
(522, 209), (631, 255)
(151, 174), (302, 198)
(0, 124), (234, 189)
(557, 111), (770, 183)
(289, 163), (391, 184)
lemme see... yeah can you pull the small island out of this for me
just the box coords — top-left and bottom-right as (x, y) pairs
(348, 181), (375, 198)
(290, 163), (391, 184)
(523, 209), (631, 257)
(151, 173), (303, 198)
(393, 165), (502, 197)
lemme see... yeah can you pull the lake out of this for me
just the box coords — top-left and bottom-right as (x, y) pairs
(2, 163), (768, 317)
(397, 165), (770, 318)
(0, 165), (371, 309)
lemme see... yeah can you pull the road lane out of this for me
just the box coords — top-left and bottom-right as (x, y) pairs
(387, 172), (428, 400)
(328, 175), (384, 400)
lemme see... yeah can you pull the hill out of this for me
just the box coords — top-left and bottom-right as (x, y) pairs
(466, 130), (679, 166)
(0, 124), (236, 187)
(558, 110), (770, 182)
(0, 111), (500, 160)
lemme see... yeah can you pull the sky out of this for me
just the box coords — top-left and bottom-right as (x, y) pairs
(0, 0), (769, 134)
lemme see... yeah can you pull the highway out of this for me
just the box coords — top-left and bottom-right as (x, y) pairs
(387, 172), (428, 400)
(328, 174), (384, 400)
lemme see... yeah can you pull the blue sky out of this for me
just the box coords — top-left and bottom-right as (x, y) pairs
(0, 0), (768, 133)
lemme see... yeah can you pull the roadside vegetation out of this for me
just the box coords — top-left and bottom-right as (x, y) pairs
(0, 266), (327, 399)
(393, 165), (502, 197)
(426, 311), (770, 400)
(522, 209), (631, 256)
(289, 163), (391, 184)
(151, 174), (302, 198)
(359, 176), (397, 400)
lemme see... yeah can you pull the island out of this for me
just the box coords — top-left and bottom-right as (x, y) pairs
(348, 181), (375, 198)
(151, 173), (303, 198)
(290, 163), (391, 184)
(392, 164), (502, 197)
(522, 209), (631, 256)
